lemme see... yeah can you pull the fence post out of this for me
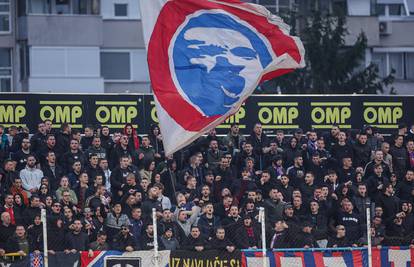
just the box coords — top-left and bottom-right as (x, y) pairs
(152, 208), (159, 267)
(258, 207), (267, 267)
(40, 209), (48, 267)
(366, 207), (372, 267)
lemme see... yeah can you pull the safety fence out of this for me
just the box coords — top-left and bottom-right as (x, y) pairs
(2, 247), (414, 267)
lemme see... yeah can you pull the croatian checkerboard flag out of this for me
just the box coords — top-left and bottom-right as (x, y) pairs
(140, 0), (305, 155)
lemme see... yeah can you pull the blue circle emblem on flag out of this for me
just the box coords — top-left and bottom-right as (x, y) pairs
(171, 11), (273, 117)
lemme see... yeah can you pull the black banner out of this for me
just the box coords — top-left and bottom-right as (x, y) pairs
(170, 250), (242, 267)
(0, 93), (411, 135)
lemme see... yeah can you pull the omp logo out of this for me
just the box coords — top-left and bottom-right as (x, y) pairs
(96, 101), (138, 129)
(311, 102), (351, 129)
(257, 102), (299, 129)
(217, 104), (246, 129)
(104, 256), (141, 267)
(39, 101), (82, 128)
(363, 102), (403, 129)
(0, 100), (26, 127)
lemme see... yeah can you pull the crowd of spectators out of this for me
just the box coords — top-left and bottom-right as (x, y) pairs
(1, 120), (414, 256)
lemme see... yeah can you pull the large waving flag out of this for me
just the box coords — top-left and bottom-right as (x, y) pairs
(141, 0), (305, 155)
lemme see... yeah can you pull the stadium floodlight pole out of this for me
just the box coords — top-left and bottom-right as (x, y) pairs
(259, 207), (267, 266)
(41, 209), (48, 267)
(366, 207), (373, 267)
(152, 208), (159, 267)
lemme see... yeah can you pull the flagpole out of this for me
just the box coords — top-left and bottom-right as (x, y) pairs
(41, 209), (48, 267)
(259, 207), (267, 267)
(366, 207), (372, 267)
(152, 208), (159, 267)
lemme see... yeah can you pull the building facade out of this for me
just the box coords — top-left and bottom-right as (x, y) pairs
(0, 0), (413, 94)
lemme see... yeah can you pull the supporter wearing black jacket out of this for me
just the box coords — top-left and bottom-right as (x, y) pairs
(11, 138), (32, 171)
(294, 222), (318, 248)
(22, 196), (41, 227)
(395, 170), (414, 202)
(364, 150), (392, 179)
(41, 151), (64, 191)
(390, 135), (408, 179)
(61, 139), (86, 173)
(113, 226), (137, 251)
(234, 216), (261, 249)
(208, 227), (235, 252)
(110, 137), (135, 169)
(376, 184), (400, 222)
(85, 154), (105, 186)
(0, 212), (16, 251)
(352, 134), (372, 168)
(327, 225), (352, 247)
(0, 160), (19, 195)
(110, 156), (138, 198)
(139, 224), (165, 250)
(338, 157), (356, 184)
(64, 219), (89, 252)
(269, 220), (291, 249)
(30, 123), (47, 155)
(332, 200), (363, 244)
(331, 132), (354, 168)
(55, 124), (71, 156)
(276, 175), (294, 203)
(366, 164), (389, 200)
(182, 226), (209, 251)
(37, 134), (58, 167)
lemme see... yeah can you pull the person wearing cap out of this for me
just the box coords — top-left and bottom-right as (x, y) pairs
(327, 225), (351, 248)
(161, 227), (180, 251)
(234, 214), (261, 249)
(293, 221), (317, 248)
(112, 224), (137, 252)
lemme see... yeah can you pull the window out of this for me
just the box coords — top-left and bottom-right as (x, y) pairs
(248, 0), (294, 15)
(114, 3), (127, 17)
(389, 53), (404, 79)
(0, 48), (12, 92)
(376, 4), (386, 15)
(372, 52), (387, 78)
(388, 4), (404, 15)
(407, 53), (414, 80)
(0, 0), (10, 33)
(372, 51), (414, 81)
(100, 52), (131, 80)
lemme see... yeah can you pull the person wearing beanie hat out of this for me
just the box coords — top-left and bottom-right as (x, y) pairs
(234, 213), (261, 249)
(161, 227), (180, 251)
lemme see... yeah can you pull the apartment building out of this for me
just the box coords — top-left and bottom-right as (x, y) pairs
(0, 0), (413, 94)
(1, 0), (149, 93)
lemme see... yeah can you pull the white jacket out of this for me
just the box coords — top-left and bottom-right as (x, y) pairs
(20, 166), (43, 191)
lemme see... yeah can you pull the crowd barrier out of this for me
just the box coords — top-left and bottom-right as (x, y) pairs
(2, 247), (414, 267)
(0, 93), (412, 135)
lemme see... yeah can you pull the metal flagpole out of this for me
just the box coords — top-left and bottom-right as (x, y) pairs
(366, 207), (373, 267)
(152, 208), (159, 267)
(259, 207), (267, 267)
(41, 209), (48, 267)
